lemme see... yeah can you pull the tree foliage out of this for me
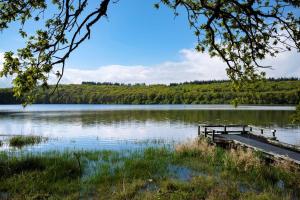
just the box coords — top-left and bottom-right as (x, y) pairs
(0, 0), (111, 104)
(0, 0), (299, 104)
(1, 79), (299, 105)
(157, 0), (300, 82)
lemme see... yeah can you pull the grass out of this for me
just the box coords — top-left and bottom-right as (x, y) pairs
(8, 135), (45, 148)
(0, 152), (82, 199)
(133, 138), (169, 145)
(0, 138), (299, 199)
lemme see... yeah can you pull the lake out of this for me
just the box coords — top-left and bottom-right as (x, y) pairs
(0, 104), (299, 152)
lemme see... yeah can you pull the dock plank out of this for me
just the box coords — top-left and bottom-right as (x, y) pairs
(219, 134), (300, 163)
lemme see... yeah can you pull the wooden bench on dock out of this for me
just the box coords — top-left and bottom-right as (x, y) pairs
(198, 124), (300, 165)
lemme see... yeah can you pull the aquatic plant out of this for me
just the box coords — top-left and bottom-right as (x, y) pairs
(9, 135), (45, 148)
(0, 138), (299, 199)
(224, 147), (262, 171)
(175, 137), (216, 157)
(0, 152), (82, 199)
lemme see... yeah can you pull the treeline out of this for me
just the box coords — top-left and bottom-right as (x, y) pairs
(0, 79), (300, 105)
(81, 80), (230, 86)
(82, 77), (299, 86)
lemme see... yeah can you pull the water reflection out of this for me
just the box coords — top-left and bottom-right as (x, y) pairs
(0, 105), (299, 152)
(2, 109), (295, 126)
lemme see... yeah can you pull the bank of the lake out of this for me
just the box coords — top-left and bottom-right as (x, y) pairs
(0, 105), (299, 199)
(1, 138), (299, 200)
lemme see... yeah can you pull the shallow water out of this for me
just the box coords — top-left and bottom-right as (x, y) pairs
(0, 104), (299, 152)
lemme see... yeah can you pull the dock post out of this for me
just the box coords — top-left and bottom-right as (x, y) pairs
(198, 126), (201, 136)
(249, 127), (253, 132)
(242, 125), (246, 134)
(224, 125), (227, 134)
(261, 129), (264, 135)
(272, 130), (277, 139)
(212, 130), (215, 142)
(204, 127), (207, 137)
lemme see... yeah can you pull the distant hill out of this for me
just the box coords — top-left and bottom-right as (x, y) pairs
(0, 78), (299, 105)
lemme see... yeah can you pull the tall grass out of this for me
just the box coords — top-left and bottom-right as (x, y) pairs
(8, 135), (45, 147)
(0, 152), (82, 199)
(0, 138), (299, 199)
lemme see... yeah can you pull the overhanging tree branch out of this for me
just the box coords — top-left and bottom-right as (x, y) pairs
(158, 0), (300, 83)
(0, 0), (111, 104)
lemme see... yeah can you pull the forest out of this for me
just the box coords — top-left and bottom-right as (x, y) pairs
(0, 78), (299, 105)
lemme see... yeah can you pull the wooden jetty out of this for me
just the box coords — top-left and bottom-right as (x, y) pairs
(198, 124), (300, 165)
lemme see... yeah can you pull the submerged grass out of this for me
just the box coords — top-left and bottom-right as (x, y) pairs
(8, 135), (46, 148)
(0, 137), (299, 199)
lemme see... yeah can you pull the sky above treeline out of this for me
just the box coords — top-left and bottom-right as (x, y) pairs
(1, 0), (300, 87)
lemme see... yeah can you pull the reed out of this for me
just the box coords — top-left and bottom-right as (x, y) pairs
(0, 138), (299, 199)
(9, 135), (45, 147)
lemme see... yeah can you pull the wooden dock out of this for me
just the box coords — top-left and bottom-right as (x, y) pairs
(198, 124), (300, 165)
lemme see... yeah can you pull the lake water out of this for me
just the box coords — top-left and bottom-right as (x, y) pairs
(0, 104), (299, 152)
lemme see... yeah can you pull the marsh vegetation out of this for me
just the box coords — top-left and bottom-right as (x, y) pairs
(0, 138), (299, 200)
(8, 135), (46, 148)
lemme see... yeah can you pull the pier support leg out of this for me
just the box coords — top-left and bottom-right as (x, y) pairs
(212, 130), (215, 142)
(198, 126), (201, 136)
(204, 128), (207, 137)
(242, 126), (246, 134)
(272, 130), (277, 140)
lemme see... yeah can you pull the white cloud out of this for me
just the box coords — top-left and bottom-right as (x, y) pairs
(1, 48), (300, 88)
(54, 49), (228, 85)
(54, 49), (300, 85)
(260, 49), (300, 78)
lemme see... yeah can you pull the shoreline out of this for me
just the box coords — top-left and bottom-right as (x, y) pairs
(0, 104), (296, 113)
(1, 138), (299, 199)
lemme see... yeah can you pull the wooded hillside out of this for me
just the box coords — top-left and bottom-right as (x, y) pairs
(0, 79), (299, 105)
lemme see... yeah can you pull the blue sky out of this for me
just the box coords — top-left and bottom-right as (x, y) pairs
(0, 0), (195, 67)
(1, 0), (300, 87)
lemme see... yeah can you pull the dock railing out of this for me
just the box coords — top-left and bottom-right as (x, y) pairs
(248, 125), (277, 139)
(198, 124), (277, 141)
(198, 124), (249, 134)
